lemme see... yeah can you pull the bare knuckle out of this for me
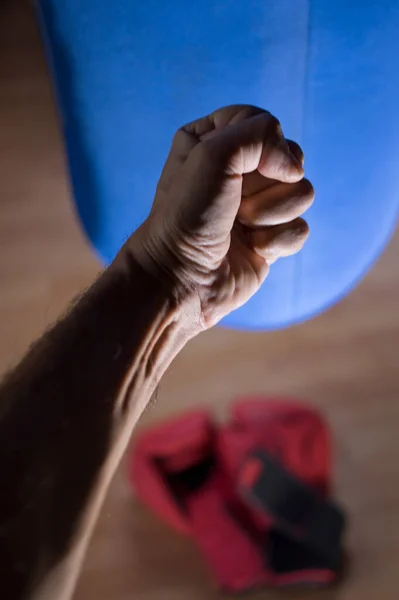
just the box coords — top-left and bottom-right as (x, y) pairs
(173, 128), (187, 144)
(299, 179), (315, 205)
(235, 105), (265, 121)
(267, 114), (282, 135)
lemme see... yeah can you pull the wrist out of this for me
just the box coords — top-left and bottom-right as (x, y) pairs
(114, 223), (206, 335)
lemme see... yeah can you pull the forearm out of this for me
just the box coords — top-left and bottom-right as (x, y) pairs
(0, 251), (192, 600)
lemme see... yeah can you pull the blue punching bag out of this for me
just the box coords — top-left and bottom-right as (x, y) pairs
(37, 0), (399, 330)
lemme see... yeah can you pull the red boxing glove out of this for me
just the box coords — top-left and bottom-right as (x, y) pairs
(128, 398), (345, 592)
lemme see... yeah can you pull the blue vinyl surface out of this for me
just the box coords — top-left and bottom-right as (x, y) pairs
(37, 0), (399, 329)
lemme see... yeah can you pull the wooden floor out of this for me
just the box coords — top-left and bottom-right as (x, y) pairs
(1, 3), (399, 599)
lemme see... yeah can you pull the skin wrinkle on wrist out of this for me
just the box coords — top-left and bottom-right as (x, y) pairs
(118, 241), (207, 333)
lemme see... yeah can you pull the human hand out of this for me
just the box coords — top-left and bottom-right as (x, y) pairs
(127, 105), (314, 331)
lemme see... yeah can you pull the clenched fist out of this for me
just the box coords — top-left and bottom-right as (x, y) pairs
(127, 105), (314, 331)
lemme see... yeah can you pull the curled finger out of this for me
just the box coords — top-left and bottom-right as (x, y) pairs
(287, 140), (305, 166)
(248, 218), (310, 263)
(238, 178), (315, 227)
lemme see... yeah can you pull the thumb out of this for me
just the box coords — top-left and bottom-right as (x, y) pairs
(192, 110), (304, 183)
